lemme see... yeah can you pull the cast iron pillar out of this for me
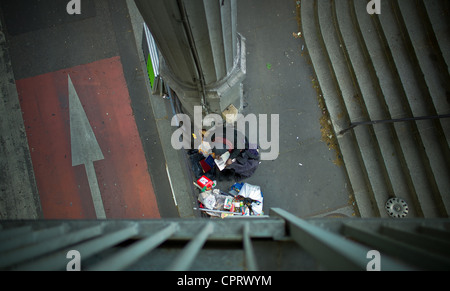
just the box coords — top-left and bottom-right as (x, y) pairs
(134, 0), (246, 118)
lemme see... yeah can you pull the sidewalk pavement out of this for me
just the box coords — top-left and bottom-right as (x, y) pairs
(127, 0), (356, 218)
(235, 0), (355, 218)
(127, 0), (198, 218)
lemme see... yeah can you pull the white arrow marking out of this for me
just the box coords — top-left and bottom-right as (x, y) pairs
(69, 75), (106, 219)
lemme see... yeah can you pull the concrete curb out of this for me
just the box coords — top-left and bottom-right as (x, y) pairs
(126, 0), (196, 218)
(0, 17), (42, 219)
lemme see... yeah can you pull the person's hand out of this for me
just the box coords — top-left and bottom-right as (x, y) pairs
(226, 159), (233, 166)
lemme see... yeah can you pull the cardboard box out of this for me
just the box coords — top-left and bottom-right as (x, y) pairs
(222, 104), (239, 124)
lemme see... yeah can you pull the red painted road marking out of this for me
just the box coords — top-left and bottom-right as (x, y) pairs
(16, 56), (161, 219)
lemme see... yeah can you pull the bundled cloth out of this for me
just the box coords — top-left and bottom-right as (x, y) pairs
(227, 149), (260, 181)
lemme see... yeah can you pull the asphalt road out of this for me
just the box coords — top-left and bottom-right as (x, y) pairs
(1, 0), (178, 219)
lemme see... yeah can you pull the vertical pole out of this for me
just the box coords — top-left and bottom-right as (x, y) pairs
(243, 222), (258, 271)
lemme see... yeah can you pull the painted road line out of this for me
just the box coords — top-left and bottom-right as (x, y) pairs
(165, 164), (177, 207)
(68, 75), (106, 219)
(17, 56), (160, 219)
(85, 161), (106, 219)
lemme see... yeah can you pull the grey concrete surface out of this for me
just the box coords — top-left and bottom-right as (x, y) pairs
(126, 0), (196, 218)
(1, 0), (180, 219)
(126, 0), (355, 218)
(1, 0), (355, 220)
(231, 0), (354, 217)
(0, 17), (42, 219)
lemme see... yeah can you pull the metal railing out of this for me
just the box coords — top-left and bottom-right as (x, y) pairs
(1, 209), (450, 271)
(339, 114), (450, 135)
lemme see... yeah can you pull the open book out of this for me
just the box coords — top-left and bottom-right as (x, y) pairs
(214, 151), (230, 171)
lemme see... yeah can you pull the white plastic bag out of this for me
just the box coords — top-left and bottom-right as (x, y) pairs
(198, 191), (216, 210)
(238, 183), (263, 215)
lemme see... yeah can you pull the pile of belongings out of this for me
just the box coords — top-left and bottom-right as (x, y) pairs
(197, 183), (264, 218)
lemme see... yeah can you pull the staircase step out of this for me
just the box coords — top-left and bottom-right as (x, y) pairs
(396, 0), (450, 214)
(397, 0), (450, 135)
(352, 0), (443, 217)
(301, 0), (378, 217)
(334, 0), (422, 217)
(374, 0), (450, 216)
(318, 0), (420, 218)
(327, 0), (397, 217)
(301, 0), (450, 217)
(421, 0), (450, 76)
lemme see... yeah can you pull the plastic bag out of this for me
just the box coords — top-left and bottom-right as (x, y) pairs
(198, 190), (229, 217)
(238, 183), (264, 215)
(198, 191), (216, 210)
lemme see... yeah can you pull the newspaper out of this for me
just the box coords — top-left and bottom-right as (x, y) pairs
(214, 151), (230, 171)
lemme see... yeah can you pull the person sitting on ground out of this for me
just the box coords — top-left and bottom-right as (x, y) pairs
(211, 125), (260, 182)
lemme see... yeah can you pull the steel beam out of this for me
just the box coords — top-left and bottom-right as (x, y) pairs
(0, 224), (105, 269)
(243, 222), (258, 271)
(166, 222), (214, 271)
(271, 208), (413, 271)
(14, 223), (139, 271)
(88, 223), (178, 271)
(343, 223), (450, 270)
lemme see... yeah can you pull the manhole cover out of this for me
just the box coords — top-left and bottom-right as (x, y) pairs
(385, 198), (409, 218)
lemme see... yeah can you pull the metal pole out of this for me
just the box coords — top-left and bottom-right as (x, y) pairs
(339, 114), (450, 135)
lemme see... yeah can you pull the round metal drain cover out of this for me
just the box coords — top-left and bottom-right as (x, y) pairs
(385, 198), (409, 218)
